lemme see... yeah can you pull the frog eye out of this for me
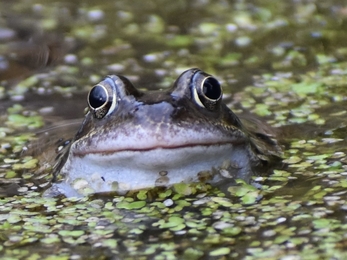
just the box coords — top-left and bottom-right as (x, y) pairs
(193, 75), (222, 110)
(87, 83), (117, 119)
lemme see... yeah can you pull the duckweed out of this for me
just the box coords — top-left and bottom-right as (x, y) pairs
(2, 0), (347, 259)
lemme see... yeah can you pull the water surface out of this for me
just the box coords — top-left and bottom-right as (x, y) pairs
(1, 0), (347, 259)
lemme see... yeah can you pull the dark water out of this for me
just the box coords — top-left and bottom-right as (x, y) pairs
(1, 0), (347, 259)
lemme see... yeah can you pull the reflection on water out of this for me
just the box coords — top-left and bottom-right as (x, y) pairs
(1, 0), (347, 259)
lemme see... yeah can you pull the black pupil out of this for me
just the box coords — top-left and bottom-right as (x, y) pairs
(202, 77), (221, 100)
(89, 85), (107, 109)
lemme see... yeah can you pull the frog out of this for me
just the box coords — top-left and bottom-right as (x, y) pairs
(44, 68), (282, 197)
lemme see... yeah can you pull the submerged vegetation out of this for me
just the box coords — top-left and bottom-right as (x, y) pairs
(1, 0), (347, 258)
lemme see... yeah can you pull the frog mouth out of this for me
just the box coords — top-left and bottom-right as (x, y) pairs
(68, 142), (249, 176)
(73, 140), (245, 156)
(72, 122), (247, 157)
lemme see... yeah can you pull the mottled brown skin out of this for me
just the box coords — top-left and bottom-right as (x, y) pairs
(50, 69), (282, 196)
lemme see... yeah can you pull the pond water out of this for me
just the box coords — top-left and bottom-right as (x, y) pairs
(1, 0), (347, 259)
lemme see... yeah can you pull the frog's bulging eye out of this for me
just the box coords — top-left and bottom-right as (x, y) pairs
(193, 75), (222, 110)
(88, 83), (116, 119)
(202, 77), (222, 100)
(88, 85), (108, 109)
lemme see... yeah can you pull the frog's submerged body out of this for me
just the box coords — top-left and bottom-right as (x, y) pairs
(45, 68), (281, 197)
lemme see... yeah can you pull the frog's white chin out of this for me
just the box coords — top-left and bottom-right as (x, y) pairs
(45, 143), (254, 197)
